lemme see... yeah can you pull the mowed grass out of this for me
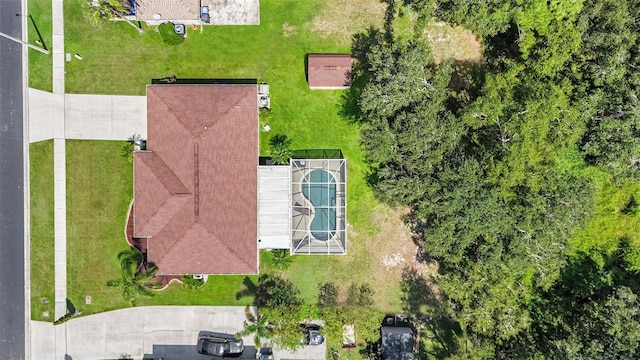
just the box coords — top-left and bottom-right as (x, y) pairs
(30, 141), (55, 321)
(64, 0), (349, 95)
(136, 275), (257, 307)
(66, 140), (133, 314)
(28, 0), (52, 91)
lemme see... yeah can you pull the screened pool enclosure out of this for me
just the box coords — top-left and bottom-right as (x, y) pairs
(290, 155), (347, 255)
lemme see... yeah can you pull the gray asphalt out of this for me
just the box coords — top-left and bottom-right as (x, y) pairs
(0, 1), (26, 359)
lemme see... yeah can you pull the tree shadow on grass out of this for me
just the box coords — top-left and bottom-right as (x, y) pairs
(400, 267), (461, 358)
(339, 27), (383, 125)
(235, 276), (258, 303)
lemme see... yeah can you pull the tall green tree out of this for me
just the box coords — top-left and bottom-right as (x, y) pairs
(85, 0), (126, 23)
(570, 0), (640, 177)
(500, 242), (640, 359)
(237, 306), (275, 348)
(436, 0), (584, 60)
(359, 38), (437, 120)
(106, 248), (159, 304)
(255, 274), (302, 307)
(260, 305), (305, 351)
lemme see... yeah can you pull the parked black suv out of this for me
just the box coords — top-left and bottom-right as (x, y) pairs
(196, 331), (244, 357)
(302, 325), (325, 346)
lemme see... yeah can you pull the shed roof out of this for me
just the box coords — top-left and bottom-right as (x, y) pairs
(307, 54), (352, 89)
(134, 84), (258, 275)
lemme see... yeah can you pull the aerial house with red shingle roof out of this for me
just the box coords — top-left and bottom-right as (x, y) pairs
(133, 82), (348, 276)
(307, 54), (352, 90)
(134, 84), (259, 275)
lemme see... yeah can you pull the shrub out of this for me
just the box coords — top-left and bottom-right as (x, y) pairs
(256, 274), (302, 307)
(158, 22), (183, 46)
(346, 283), (375, 307)
(269, 133), (293, 165)
(318, 282), (339, 306)
(181, 275), (205, 289)
(269, 249), (292, 270)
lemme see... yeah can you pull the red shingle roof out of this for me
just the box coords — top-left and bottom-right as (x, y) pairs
(134, 84), (258, 275)
(307, 54), (352, 89)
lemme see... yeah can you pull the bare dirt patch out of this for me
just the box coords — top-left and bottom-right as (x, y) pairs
(424, 21), (483, 63)
(308, 0), (386, 45)
(337, 204), (439, 310)
(282, 22), (298, 37)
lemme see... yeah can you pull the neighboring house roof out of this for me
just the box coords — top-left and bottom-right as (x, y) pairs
(307, 54), (352, 89)
(134, 84), (258, 275)
(135, 0), (200, 21)
(380, 326), (414, 360)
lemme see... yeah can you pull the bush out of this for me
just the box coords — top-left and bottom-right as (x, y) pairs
(181, 275), (205, 289)
(256, 274), (302, 307)
(268, 133), (293, 165)
(158, 22), (183, 45)
(346, 283), (375, 307)
(269, 249), (293, 270)
(318, 282), (339, 306)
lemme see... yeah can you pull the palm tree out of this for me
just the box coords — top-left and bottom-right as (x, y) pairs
(236, 306), (275, 348)
(106, 248), (159, 304)
(85, 0), (143, 33)
(269, 133), (293, 165)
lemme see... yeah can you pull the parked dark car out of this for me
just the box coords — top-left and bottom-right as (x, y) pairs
(302, 325), (325, 346)
(257, 347), (274, 360)
(196, 332), (244, 357)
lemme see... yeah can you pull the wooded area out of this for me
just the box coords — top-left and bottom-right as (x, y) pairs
(351, 0), (640, 357)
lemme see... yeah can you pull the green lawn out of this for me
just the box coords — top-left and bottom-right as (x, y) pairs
(30, 141), (55, 321)
(28, 0), (52, 91)
(64, 0), (349, 95)
(136, 275), (257, 307)
(66, 140), (133, 315)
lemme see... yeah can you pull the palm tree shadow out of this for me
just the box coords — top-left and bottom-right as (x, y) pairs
(66, 298), (77, 314)
(235, 276), (258, 302)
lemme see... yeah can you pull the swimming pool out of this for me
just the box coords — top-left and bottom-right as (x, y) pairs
(301, 169), (336, 241)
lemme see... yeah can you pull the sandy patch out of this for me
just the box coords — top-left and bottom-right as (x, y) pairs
(424, 22), (483, 63)
(282, 22), (298, 37)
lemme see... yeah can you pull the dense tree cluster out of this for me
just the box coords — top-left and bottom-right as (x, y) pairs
(353, 0), (640, 357)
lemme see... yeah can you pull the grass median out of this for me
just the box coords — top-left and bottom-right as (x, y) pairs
(30, 141), (55, 321)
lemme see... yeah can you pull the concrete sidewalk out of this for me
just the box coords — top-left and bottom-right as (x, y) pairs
(28, 88), (147, 142)
(31, 306), (255, 360)
(51, 0), (66, 325)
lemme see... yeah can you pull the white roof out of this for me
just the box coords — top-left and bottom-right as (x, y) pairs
(258, 166), (291, 249)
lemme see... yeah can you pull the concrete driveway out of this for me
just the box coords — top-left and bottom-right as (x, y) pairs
(273, 343), (327, 360)
(28, 88), (147, 142)
(31, 306), (255, 360)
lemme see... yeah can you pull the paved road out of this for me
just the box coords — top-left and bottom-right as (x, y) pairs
(0, 1), (25, 360)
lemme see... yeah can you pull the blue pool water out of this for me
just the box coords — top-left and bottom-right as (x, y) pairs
(301, 169), (336, 241)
